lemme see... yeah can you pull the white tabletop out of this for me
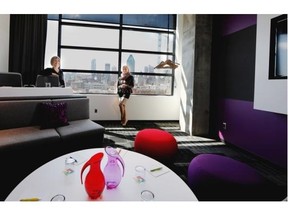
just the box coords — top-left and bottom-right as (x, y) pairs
(5, 148), (197, 201)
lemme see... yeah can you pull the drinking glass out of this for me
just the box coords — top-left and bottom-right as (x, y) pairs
(50, 194), (65, 201)
(134, 165), (146, 183)
(64, 156), (77, 175)
(140, 190), (154, 201)
(45, 82), (51, 87)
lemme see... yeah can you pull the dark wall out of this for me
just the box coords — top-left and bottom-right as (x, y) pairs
(211, 15), (287, 168)
(222, 25), (256, 101)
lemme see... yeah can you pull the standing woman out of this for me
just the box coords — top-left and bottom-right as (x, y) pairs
(117, 65), (134, 126)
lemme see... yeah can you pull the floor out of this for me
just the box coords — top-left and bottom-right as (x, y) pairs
(99, 120), (287, 200)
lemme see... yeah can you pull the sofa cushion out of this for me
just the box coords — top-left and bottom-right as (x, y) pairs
(0, 126), (62, 202)
(0, 126), (62, 178)
(39, 101), (69, 129)
(56, 119), (105, 152)
(0, 99), (51, 130)
(0, 126), (61, 150)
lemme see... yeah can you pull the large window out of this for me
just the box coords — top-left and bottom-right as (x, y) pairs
(45, 14), (177, 95)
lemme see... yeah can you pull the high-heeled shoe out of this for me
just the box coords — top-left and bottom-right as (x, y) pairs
(122, 119), (128, 126)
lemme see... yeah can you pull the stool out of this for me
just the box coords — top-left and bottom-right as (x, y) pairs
(187, 154), (280, 201)
(134, 128), (178, 163)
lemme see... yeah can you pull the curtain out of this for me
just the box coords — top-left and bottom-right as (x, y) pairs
(9, 14), (47, 86)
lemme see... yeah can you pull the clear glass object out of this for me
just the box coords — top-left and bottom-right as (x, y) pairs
(103, 146), (125, 189)
(64, 156), (77, 175)
(141, 190), (154, 201)
(45, 82), (51, 87)
(134, 165), (146, 183)
(50, 194), (65, 201)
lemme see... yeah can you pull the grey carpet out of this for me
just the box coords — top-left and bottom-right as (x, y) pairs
(99, 120), (287, 200)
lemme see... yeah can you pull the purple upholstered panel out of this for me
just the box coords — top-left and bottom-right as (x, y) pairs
(187, 154), (282, 201)
(218, 99), (287, 168)
(188, 154), (265, 184)
(220, 14), (257, 36)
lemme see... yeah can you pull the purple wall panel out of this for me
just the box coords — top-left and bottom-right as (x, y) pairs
(218, 99), (287, 168)
(216, 14), (287, 168)
(220, 14), (257, 36)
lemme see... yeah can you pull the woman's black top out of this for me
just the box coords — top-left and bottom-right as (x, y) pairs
(39, 68), (65, 87)
(117, 74), (134, 99)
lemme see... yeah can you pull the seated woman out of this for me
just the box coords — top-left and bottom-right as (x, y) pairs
(39, 56), (65, 87)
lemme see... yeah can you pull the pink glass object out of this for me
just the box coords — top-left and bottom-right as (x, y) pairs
(80, 152), (105, 199)
(103, 146), (125, 189)
(218, 130), (225, 142)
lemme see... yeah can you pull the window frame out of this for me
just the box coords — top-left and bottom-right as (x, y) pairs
(48, 14), (177, 95)
(268, 14), (287, 80)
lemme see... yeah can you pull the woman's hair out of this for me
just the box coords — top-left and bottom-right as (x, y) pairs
(122, 65), (130, 72)
(50, 56), (60, 65)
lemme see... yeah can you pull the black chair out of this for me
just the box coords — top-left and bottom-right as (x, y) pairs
(0, 72), (23, 87)
(35, 75), (60, 87)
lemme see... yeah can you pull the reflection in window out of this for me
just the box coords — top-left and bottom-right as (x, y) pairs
(62, 14), (120, 25)
(269, 14), (287, 79)
(123, 14), (175, 29)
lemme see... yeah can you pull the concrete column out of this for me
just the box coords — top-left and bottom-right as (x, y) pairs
(192, 15), (213, 136)
(178, 14), (196, 135)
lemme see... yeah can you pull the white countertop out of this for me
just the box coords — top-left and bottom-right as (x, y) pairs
(0, 87), (74, 97)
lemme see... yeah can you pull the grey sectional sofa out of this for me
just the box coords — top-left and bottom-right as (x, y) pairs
(0, 95), (105, 200)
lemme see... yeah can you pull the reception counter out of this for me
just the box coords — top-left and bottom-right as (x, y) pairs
(0, 87), (75, 99)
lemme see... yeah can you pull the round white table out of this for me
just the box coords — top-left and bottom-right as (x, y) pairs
(5, 148), (197, 201)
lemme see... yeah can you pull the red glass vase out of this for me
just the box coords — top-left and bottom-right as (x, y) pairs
(80, 152), (105, 199)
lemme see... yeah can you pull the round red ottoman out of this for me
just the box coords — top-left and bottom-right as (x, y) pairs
(134, 129), (178, 162)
